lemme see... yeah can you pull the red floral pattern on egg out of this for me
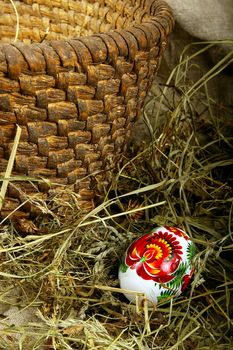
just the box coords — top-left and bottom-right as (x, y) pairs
(125, 230), (183, 283)
(181, 274), (191, 292)
(165, 226), (189, 240)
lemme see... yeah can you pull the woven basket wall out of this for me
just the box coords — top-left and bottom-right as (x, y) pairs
(0, 0), (173, 219)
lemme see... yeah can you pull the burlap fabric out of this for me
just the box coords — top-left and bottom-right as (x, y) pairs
(163, 0), (233, 107)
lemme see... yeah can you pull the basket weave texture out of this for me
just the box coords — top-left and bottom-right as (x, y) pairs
(0, 0), (173, 219)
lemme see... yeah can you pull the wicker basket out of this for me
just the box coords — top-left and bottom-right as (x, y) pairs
(0, 0), (173, 219)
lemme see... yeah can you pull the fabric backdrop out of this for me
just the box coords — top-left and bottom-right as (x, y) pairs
(162, 0), (233, 107)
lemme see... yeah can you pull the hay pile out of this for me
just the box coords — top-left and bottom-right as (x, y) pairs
(0, 41), (233, 349)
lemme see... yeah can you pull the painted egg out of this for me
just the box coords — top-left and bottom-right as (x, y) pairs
(119, 226), (196, 304)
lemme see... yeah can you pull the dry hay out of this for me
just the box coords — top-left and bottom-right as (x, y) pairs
(0, 40), (233, 349)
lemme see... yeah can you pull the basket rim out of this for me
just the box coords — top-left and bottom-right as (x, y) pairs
(0, 0), (174, 79)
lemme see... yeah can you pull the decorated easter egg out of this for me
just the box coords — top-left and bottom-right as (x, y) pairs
(119, 226), (196, 304)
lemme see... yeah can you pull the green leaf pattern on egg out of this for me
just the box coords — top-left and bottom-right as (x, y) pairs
(119, 260), (128, 273)
(187, 242), (196, 263)
(157, 289), (178, 303)
(166, 261), (189, 290)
